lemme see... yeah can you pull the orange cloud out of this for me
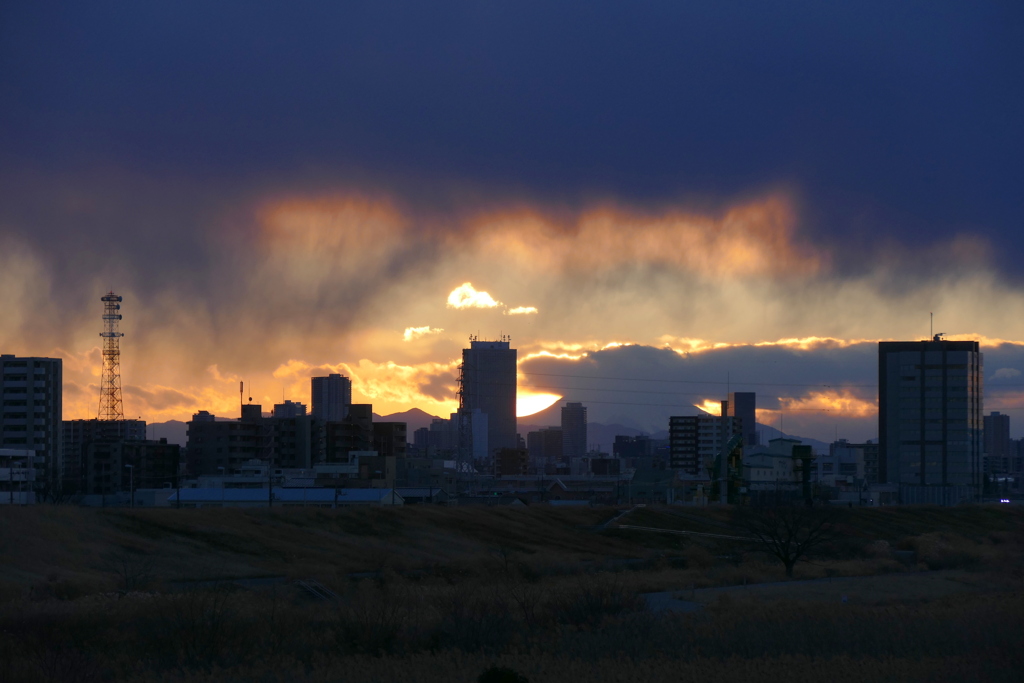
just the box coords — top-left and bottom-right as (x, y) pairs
(466, 194), (821, 279)
(271, 357), (460, 416)
(772, 390), (877, 419)
(695, 399), (723, 415)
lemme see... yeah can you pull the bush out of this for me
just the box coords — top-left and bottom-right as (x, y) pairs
(905, 533), (985, 571)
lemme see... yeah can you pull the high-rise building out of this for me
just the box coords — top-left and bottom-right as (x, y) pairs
(311, 374), (352, 422)
(561, 402), (587, 460)
(1, 355), (62, 490)
(984, 411), (1011, 477)
(460, 339), (517, 456)
(669, 414), (741, 475)
(878, 338), (983, 504)
(725, 392), (758, 448)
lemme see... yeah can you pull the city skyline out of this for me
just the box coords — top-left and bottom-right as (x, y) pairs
(2, 4), (1023, 443)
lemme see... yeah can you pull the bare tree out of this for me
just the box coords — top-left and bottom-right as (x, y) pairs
(735, 504), (841, 577)
(103, 548), (155, 592)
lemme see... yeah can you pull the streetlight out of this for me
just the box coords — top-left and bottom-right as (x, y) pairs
(125, 464), (134, 509)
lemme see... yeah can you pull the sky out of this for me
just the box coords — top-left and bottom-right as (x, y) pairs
(2, 2), (1024, 441)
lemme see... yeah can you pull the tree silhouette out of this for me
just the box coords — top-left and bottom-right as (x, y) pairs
(735, 503), (841, 577)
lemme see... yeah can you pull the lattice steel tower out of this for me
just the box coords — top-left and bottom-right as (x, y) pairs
(98, 291), (125, 420)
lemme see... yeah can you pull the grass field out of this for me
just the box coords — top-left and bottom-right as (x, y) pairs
(1, 503), (1022, 682)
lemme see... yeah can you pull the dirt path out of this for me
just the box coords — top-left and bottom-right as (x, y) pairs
(643, 569), (1010, 612)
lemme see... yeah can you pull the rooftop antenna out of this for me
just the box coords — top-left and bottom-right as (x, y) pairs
(930, 312), (933, 340)
(240, 381), (244, 416)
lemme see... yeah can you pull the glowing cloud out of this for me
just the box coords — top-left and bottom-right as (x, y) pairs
(776, 390), (877, 419)
(466, 195), (821, 279)
(403, 326), (444, 342)
(447, 282), (502, 309)
(695, 399), (723, 415)
(507, 306), (538, 315)
(517, 391), (562, 417)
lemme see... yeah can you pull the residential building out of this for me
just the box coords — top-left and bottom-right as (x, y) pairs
(495, 447), (529, 476)
(186, 409), (262, 475)
(527, 426), (563, 468)
(84, 438), (180, 496)
(878, 337), (983, 504)
(311, 373), (351, 422)
(613, 435), (651, 460)
(373, 422), (408, 459)
(1, 355), (62, 492)
(273, 400), (307, 418)
(561, 402), (587, 460)
(62, 418), (146, 491)
(460, 339), (517, 456)
(0, 448), (37, 504)
(669, 413), (741, 475)
(324, 404), (373, 462)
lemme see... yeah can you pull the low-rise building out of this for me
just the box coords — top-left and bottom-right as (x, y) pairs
(0, 448), (38, 504)
(166, 487), (405, 508)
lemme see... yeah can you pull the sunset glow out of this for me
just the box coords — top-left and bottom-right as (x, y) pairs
(695, 400), (723, 415)
(517, 391), (563, 418)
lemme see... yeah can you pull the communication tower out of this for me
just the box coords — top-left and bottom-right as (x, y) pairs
(98, 291), (125, 421)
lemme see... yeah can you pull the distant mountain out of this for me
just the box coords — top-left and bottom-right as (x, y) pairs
(375, 408), (443, 433)
(756, 424), (832, 453)
(586, 423), (647, 454)
(146, 420), (187, 447)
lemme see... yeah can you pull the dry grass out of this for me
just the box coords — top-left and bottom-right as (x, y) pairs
(1, 504), (1023, 681)
(0, 584), (1020, 682)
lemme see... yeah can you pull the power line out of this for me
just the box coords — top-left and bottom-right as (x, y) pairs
(520, 398), (840, 412)
(521, 371), (877, 388)
(522, 370), (1024, 391)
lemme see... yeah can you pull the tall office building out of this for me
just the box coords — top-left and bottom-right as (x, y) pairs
(878, 338), (983, 504)
(1, 355), (62, 488)
(460, 339), (517, 456)
(984, 411), (1011, 477)
(311, 374), (351, 422)
(561, 402), (588, 460)
(725, 392), (758, 448)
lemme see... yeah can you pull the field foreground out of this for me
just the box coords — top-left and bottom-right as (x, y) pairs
(1, 504), (1022, 682)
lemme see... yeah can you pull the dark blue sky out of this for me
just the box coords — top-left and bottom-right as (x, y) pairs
(2, 1), (1022, 262)
(4, 2), (1024, 432)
